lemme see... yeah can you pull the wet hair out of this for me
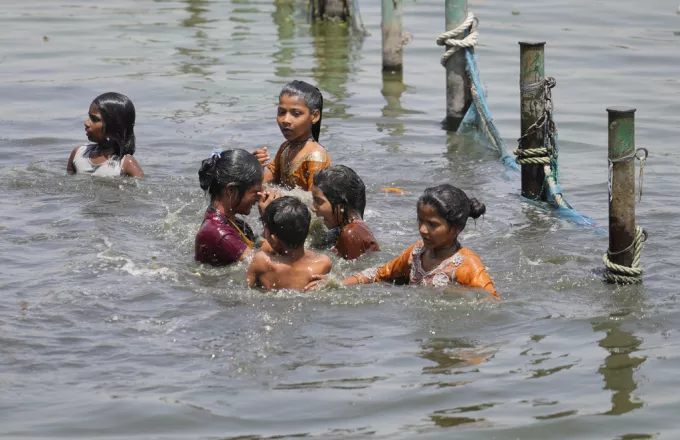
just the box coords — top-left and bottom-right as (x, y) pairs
(313, 165), (366, 225)
(279, 80), (324, 142)
(91, 92), (136, 158)
(198, 148), (263, 203)
(261, 196), (311, 249)
(417, 184), (486, 231)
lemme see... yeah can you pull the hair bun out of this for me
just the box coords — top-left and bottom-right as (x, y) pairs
(198, 156), (218, 191)
(468, 197), (486, 219)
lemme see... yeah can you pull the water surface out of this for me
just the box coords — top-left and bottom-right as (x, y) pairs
(1, 0), (680, 438)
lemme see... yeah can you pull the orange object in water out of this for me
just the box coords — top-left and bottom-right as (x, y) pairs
(380, 187), (407, 194)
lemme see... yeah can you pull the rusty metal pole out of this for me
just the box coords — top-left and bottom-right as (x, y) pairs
(382, 0), (403, 72)
(444, 0), (470, 127)
(607, 107), (636, 268)
(519, 41), (547, 201)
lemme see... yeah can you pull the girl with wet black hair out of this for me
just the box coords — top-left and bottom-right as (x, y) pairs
(342, 184), (498, 297)
(195, 148), (279, 266)
(311, 165), (380, 260)
(67, 92), (144, 177)
(252, 80), (331, 191)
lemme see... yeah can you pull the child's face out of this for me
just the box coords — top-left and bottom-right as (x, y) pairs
(84, 104), (106, 143)
(277, 94), (320, 142)
(417, 204), (458, 250)
(232, 182), (262, 215)
(311, 186), (339, 229)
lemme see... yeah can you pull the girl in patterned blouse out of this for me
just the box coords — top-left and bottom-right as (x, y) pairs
(343, 184), (498, 297)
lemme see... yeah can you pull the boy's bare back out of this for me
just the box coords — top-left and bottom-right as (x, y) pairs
(247, 249), (331, 290)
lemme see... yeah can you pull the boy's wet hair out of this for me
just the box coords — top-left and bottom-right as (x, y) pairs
(313, 165), (366, 225)
(417, 184), (486, 231)
(279, 80), (323, 142)
(198, 148), (263, 202)
(261, 196), (311, 249)
(91, 92), (136, 158)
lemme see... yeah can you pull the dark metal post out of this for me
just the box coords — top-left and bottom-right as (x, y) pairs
(444, 0), (470, 126)
(382, 0), (403, 72)
(607, 107), (637, 268)
(519, 41), (547, 200)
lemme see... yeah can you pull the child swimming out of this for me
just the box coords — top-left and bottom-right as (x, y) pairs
(67, 92), (144, 177)
(247, 196), (332, 290)
(253, 81), (331, 191)
(312, 165), (380, 260)
(343, 184), (498, 297)
(195, 149), (279, 266)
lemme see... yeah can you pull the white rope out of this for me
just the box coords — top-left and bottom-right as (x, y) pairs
(436, 12), (478, 66)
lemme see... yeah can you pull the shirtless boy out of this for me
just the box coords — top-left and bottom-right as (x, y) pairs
(247, 196), (331, 290)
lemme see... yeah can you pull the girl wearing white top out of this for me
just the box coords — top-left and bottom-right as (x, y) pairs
(67, 92), (144, 178)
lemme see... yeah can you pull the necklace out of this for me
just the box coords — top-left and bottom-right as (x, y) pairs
(226, 218), (255, 248)
(212, 207), (255, 248)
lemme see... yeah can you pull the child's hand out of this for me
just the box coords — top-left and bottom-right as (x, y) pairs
(257, 188), (281, 214)
(252, 147), (270, 166)
(304, 274), (328, 291)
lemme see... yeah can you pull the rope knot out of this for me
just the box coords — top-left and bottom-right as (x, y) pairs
(437, 13), (478, 66)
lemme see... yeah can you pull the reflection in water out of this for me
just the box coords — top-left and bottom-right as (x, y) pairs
(176, 0), (219, 77)
(181, 0), (211, 28)
(594, 319), (646, 416)
(311, 21), (356, 119)
(419, 337), (494, 375)
(375, 72), (406, 150)
(271, 0), (297, 78)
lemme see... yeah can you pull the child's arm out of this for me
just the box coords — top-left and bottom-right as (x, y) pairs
(122, 156), (145, 178)
(343, 242), (418, 285)
(67, 147), (79, 174)
(263, 143), (285, 184)
(246, 251), (267, 288)
(455, 253), (499, 299)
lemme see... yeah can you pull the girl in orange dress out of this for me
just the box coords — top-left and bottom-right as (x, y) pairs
(343, 184), (498, 298)
(253, 81), (331, 191)
(311, 165), (380, 260)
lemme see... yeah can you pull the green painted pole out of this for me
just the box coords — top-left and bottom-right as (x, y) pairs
(382, 0), (403, 72)
(444, 0), (470, 126)
(607, 107), (636, 268)
(519, 41), (547, 200)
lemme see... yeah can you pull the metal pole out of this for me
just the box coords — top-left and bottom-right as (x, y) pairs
(519, 41), (547, 200)
(444, 0), (470, 126)
(382, 0), (403, 72)
(607, 107), (636, 268)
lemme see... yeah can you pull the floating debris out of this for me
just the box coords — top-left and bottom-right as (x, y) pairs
(512, 10), (520, 15)
(42, 35), (49, 42)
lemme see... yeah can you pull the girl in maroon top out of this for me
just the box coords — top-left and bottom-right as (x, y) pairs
(195, 149), (279, 266)
(311, 165), (380, 260)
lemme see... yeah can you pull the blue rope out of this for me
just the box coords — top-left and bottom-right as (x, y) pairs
(456, 46), (601, 230)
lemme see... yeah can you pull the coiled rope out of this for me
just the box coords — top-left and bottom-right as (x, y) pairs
(603, 226), (647, 284)
(437, 13), (478, 66)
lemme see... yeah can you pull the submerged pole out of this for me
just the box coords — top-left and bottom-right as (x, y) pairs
(382, 0), (403, 72)
(519, 41), (547, 200)
(607, 107), (636, 268)
(311, 0), (348, 21)
(444, 0), (470, 126)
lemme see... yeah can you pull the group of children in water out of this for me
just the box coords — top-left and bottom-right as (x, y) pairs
(68, 81), (498, 298)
